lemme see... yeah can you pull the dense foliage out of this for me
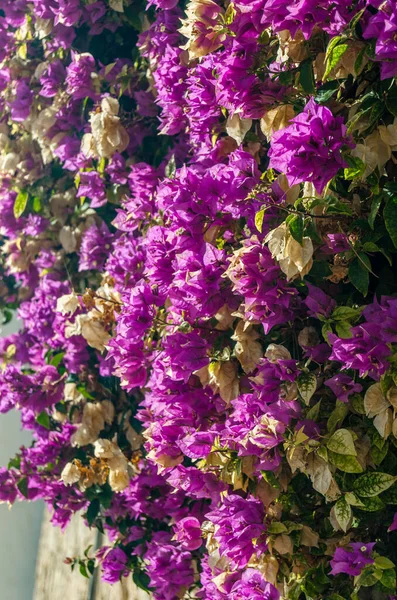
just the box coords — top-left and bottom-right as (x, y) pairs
(1, 0), (397, 599)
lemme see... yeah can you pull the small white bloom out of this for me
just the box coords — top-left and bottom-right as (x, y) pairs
(56, 292), (80, 316)
(61, 462), (81, 486)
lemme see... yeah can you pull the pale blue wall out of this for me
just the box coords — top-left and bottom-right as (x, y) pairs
(0, 319), (43, 600)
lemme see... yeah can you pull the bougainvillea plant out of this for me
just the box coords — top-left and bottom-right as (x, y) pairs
(1, 0), (397, 598)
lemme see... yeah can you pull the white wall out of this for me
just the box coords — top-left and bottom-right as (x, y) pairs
(0, 319), (43, 600)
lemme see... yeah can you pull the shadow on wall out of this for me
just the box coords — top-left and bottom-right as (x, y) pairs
(0, 319), (43, 600)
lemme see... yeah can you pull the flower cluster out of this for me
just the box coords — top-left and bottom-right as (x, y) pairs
(1, 0), (397, 599)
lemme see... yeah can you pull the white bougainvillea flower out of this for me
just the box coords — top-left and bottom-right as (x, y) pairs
(364, 383), (397, 439)
(265, 343), (291, 363)
(71, 401), (114, 447)
(61, 462), (81, 486)
(179, 0), (225, 60)
(56, 292), (80, 316)
(260, 105), (295, 140)
(231, 321), (263, 374)
(65, 312), (111, 351)
(82, 96), (129, 159)
(226, 114), (252, 146)
(265, 223), (313, 280)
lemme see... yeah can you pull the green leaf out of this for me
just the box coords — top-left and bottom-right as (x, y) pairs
(278, 70), (294, 86)
(79, 562), (89, 578)
(347, 109), (369, 134)
(325, 36), (343, 61)
(324, 43), (348, 80)
(55, 401), (67, 414)
(1, 309), (13, 326)
(370, 441), (389, 465)
(344, 155), (365, 180)
(36, 411), (51, 430)
(50, 351), (65, 368)
(345, 492), (365, 507)
(165, 154), (176, 179)
(333, 497), (352, 532)
(87, 559), (95, 576)
(261, 470), (280, 489)
(367, 102), (385, 127)
(368, 195), (382, 229)
(335, 321), (353, 338)
(297, 372), (317, 405)
(133, 569), (152, 593)
(380, 247), (393, 267)
(17, 477), (29, 498)
(13, 190), (29, 218)
(76, 385), (95, 400)
(382, 485), (397, 505)
(349, 7), (366, 31)
(349, 258), (369, 296)
(384, 182), (397, 196)
(97, 157), (106, 174)
(8, 454), (21, 470)
(225, 2), (237, 25)
(306, 400), (321, 421)
(32, 197), (42, 213)
(268, 521), (288, 534)
(356, 495), (385, 512)
(300, 60), (315, 94)
(315, 80), (340, 103)
(357, 568), (380, 587)
(327, 429), (356, 456)
(288, 214), (304, 245)
(304, 219), (323, 244)
(322, 322), (333, 343)
(380, 568), (396, 590)
(351, 393), (365, 415)
(354, 46), (366, 75)
(359, 496), (386, 512)
(328, 451), (363, 473)
(325, 197), (352, 216)
(361, 241), (380, 253)
(384, 196), (397, 248)
(282, 521), (303, 533)
(374, 556), (395, 570)
(353, 472), (397, 497)
(386, 85), (397, 117)
(86, 499), (100, 526)
(327, 401), (349, 434)
(255, 208), (265, 234)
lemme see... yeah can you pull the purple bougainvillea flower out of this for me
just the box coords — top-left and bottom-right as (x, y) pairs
(329, 324), (391, 380)
(324, 374), (362, 403)
(330, 543), (376, 576)
(9, 80), (33, 122)
(322, 233), (351, 255)
(206, 494), (267, 569)
(231, 569), (280, 600)
(0, 468), (17, 503)
(144, 532), (194, 600)
(388, 513), (397, 532)
(268, 98), (354, 193)
(363, 1), (397, 80)
(174, 516), (202, 551)
(66, 52), (98, 99)
(101, 547), (129, 584)
(304, 283), (336, 319)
